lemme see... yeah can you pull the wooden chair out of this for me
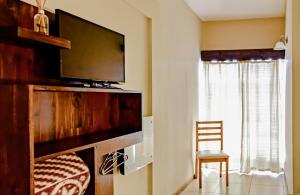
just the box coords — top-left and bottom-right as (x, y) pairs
(195, 121), (229, 188)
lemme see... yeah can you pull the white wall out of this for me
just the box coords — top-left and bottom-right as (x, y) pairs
(285, 0), (300, 194)
(291, 0), (300, 193)
(152, 1), (201, 193)
(121, 0), (203, 194)
(284, 0), (293, 194)
(201, 17), (285, 50)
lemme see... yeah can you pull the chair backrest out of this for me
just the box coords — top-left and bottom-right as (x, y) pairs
(196, 121), (223, 152)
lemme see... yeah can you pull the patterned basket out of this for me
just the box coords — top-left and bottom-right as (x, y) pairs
(34, 153), (90, 195)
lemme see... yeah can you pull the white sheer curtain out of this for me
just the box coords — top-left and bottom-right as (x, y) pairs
(199, 60), (286, 172)
(199, 62), (242, 170)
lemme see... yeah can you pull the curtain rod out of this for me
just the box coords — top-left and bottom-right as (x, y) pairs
(201, 49), (285, 61)
(203, 60), (285, 65)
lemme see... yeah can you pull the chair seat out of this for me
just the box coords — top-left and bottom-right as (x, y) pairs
(197, 150), (229, 160)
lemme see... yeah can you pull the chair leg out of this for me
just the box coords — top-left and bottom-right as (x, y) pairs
(199, 160), (202, 188)
(226, 158), (229, 187)
(195, 158), (198, 179)
(219, 162), (222, 177)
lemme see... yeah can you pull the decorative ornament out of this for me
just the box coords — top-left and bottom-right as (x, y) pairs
(34, 0), (49, 35)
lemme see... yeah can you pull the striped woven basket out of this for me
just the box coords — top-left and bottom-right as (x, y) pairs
(34, 153), (90, 195)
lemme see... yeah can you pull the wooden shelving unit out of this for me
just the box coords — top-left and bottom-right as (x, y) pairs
(0, 1), (140, 194)
(0, 83), (143, 194)
(28, 84), (143, 194)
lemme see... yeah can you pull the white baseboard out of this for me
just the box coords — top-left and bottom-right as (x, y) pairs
(173, 176), (194, 195)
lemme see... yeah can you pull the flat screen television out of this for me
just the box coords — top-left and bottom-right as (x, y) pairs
(55, 9), (125, 84)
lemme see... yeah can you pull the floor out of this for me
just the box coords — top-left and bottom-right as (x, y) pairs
(181, 168), (286, 195)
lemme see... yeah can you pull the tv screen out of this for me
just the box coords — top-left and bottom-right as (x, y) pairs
(56, 9), (125, 83)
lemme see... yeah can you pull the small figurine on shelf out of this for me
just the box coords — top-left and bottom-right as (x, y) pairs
(34, 0), (49, 35)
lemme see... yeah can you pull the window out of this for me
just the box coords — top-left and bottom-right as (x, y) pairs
(198, 59), (286, 172)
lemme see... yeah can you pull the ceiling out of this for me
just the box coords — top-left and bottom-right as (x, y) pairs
(184, 0), (286, 21)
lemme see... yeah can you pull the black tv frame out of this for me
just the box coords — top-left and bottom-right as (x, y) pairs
(55, 9), (125, 87)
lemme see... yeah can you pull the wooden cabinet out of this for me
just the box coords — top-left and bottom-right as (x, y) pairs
(0, 84), (143, 194)
(0, 1), (143, 194)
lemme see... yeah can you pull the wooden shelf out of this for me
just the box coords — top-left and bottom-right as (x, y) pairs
(0, 26), (71, 49)
(34, 131), (142, 161)
(17, 27), (71, 49)
(32, 85), (138, 93)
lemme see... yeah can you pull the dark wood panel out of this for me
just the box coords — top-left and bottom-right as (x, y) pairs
(12, 0), (56, 31)
(0, 2), (16, 26)
(0, 84), (33, 195)
(201, 49), (285, 61)
(0, 0), (63, 84)
(119, 93), (143, 132)
(0, 43), (60, 82)
(32, 91), (142, 143)
(77, 148), (95, 195)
